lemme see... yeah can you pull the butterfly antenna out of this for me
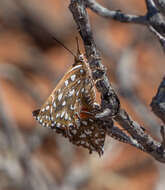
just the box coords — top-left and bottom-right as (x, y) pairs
(76, 37), (81, 55)
(52, 36), (76, 57)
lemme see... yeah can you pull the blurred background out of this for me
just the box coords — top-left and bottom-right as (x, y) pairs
(0, 0), (165, 190)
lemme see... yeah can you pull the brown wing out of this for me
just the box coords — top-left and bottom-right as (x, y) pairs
(69, 112), (106, 156)
(33, 54), (106, 155)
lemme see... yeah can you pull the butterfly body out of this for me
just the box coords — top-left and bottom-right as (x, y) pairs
(33, 54), (106, 155)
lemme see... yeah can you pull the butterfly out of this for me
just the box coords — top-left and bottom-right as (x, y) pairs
(33, 42), (106, 155)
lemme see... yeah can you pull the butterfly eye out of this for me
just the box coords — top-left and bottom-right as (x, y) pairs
(33, 53), (106, 155)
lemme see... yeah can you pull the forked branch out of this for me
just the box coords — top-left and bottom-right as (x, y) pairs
(69, 0), (165, 163)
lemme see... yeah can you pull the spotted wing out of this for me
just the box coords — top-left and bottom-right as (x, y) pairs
(34, 57), (96, 130)
(69, 113), (106, 155)
(33, 55), (106, 155)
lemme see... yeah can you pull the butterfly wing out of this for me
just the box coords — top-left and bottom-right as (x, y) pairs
(69, 112), (106, 155)
(33, 55), (106, 155)
(34, 63), (83, 125)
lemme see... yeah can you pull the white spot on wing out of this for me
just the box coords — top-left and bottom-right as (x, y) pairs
(95, 133), (98, 137)
(51, 121), (56, 126)
(70, 105), (74, 110)
(61, 111), (65, 118)
(76, 119), (81, 128)
(80, 134), (86, 138)
(85, 130), (92, 135)
(62, 101), (66, 106)
(65, 80), (69, 87)
(51, 122), (55, 127)
(77, 80), (81, 84)
(53, 102), (56, 108)
(89, 119), (94, 122)
(68, 123), (73, 127)
(82, 121), (88, 126)
(81, 88), (84, 93)
(56, 113), (60, 118)
(56, 123), (61, 128)
(71, 74), (76, 81)
(68, 89), (75, 96)
(58, 93), (63, 101)
(80, 69), (84, 74)
(76, 91), (79, 96)
(41, 108), (45, 112)
(65, 112), (68, 120)
(95, 139), (101, 145)
(46, 105), (49, 110)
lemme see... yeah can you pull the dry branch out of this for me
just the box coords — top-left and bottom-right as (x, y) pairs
(86, 0), (147, 24)
(69, 0), (165, 163)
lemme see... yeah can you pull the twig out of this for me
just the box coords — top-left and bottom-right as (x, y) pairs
(86, 0), (147, 24)
(145, 0), (157, 12)
(149, 26), (165, 52)
(160, 126), (165, 149)
(151, 77), (165, 124)
(145, 0), (165, 51)
(114, 109), (165, 162)
(153, 0), (165, 16)
(86, 0), (165, 54)
(106, 125), (144, 151)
